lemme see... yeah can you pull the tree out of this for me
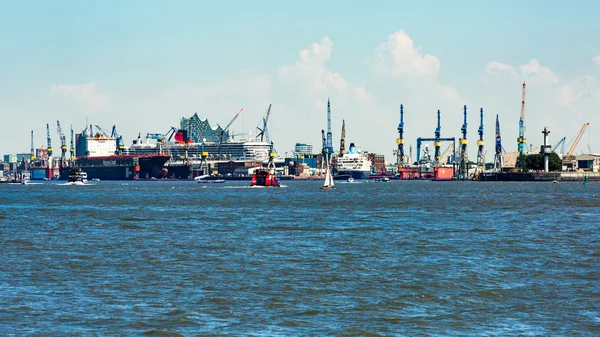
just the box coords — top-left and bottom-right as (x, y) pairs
(516, 152), (562, 171)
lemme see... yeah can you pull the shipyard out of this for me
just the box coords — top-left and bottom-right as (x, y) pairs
(1, 81), (597, 184)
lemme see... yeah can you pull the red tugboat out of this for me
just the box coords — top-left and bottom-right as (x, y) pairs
(250, 143), (280, 187)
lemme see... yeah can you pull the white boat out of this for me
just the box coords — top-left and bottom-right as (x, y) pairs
(347, 177), (355, 183)
(321, 155), (334, 190)
(335, 143), (371, 179)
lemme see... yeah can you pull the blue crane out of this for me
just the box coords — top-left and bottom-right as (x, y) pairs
(70, 125), (75, 161)
(459, 105), (468, 180)
(110, 125), (125, 154)
(517, 82), (527, 158)
(326, 98), (334, 157)
(476, 108), (484, 168)
(56, 121), (67, 165)
(434, 109), (441, 163)
(46, 123), (53, 157)
(493, 114), (503, 171)
(396, 105), (405, 166)
(256, 104), (272, 142)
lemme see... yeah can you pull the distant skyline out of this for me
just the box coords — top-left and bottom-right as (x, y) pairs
(1, 1), (600, 161)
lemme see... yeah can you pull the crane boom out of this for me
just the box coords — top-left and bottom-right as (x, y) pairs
(552, 137), (566, 153)
(256, 104), (272, 142)
(94, 125), (110, 138)
(565, 123), (589, 160)
(218, 108), (243, 156)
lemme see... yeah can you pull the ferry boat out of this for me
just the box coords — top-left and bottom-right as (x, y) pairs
(251, 168), (280, 187)
(335, 143), (371, 179)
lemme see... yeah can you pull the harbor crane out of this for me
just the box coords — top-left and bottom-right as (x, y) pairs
(340, 119), (346, 155)
(552, 137), (566, 156)
(30, 130), (35, 162)
(217, 108), (243, 157)
(563, 123), (589, 165)
(517, 82), (527, 158)
(56, 121), (67, 166)
(256, 104), (272, 142)
(493, 115), (504, 171)
(458, 105), (468, 180)
(321, 129), (327, 174)
(70, 125), (75, 161)
(396, 105), (405, 167)
(326, 98), (334, 157)
(110, 125), (125, 154)
(94, 124), (110, 138)
(434, 109), (442, 164)
(476, 108), (485, 170)
(46, 123), (53, 177)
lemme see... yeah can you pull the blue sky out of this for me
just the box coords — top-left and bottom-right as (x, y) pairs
(1, 0), (599, 161)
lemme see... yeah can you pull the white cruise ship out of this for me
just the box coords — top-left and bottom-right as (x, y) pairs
(335, 143), (372, 179)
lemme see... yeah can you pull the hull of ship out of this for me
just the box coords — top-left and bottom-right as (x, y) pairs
(335, 170), (371, 180)
(162, 163), (193, 179)
(398, 166), (455, 180)
(59, 154), (170, 180)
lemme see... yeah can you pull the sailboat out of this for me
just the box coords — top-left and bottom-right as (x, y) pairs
(321, 155), (334, 190)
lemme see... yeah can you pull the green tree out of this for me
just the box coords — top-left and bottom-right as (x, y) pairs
(516, 152), (562, 171)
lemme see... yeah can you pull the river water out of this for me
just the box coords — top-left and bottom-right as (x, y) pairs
(1, 180), (599, 336)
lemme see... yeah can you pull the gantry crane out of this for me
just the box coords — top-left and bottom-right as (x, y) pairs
(326, 98), (333, 158)
(46, 123), (53, 177)
(564, 123), (590, 165)
(396, 104), (405, 167)
(434, 109), (442, 164)
(477, 108), (485, 170)
(30, 130), (35, 162)
(493, 115), (504, 171)
(517, 82), (527, 158)
(256, 104), (272, 142)
(70, 125), (75, 161)
(218, 108), (243, 157)
(459, 105), (469, 180)
(321, 129), (327, 174)
(56, 121), (67, 167)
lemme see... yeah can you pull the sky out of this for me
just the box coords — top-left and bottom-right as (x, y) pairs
(1, 0), (600, 163)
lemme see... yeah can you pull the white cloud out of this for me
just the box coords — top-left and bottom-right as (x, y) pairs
(372, 30), (440, 77)
(50, 83), (109, 110)
(593, 56), (600, 67)
(481, 59), (599, 154)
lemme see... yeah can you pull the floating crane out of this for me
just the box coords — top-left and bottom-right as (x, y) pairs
(434, 109), (441, 164)
(459, 105), (468, 180)
(70, 125), (75, 161)
(30, 130), (35, 162)
(326, 98), (333, 158)
(218, 108), (243, 157)
(396, 105), (405, 167)
(340, 119), (346, 155)
(476, 108), (485, 169)
(564, 123), (590, 164)
(111, 125), (125, 154)
(56, 121), (67, 167)
(517, 82), (527, 158)
(256, 104), (272, 142)
(493, 115), (503, 171)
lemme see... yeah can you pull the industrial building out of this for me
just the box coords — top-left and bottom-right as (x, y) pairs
(294, 143), (313, 155)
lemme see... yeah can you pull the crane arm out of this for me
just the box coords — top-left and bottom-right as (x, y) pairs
(94, 125), (110, 138)
(221, 108), (244, 133)
(440, 141), (454, 165)
(552, 137), (566, 152)
(565, 123), (589, 160)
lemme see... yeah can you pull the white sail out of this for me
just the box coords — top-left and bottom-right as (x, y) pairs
(329, 171), (334, 187)
(323, 166), (331, 187)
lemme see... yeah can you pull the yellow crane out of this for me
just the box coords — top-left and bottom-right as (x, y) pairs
(563, 122), (589, 164)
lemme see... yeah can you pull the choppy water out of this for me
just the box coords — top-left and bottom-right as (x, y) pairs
(1, 180), (599, 336)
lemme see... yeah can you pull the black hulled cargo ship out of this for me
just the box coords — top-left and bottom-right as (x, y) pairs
(59, 154), (171, 180)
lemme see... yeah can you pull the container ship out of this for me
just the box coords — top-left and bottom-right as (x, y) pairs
(58, 131), (171, 180)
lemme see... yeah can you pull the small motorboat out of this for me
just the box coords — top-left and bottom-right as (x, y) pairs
(347, 177), (355, 183)
(68, 168), (87, 185)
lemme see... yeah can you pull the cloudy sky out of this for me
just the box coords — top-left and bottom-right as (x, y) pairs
(1, 0), (599, 162)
